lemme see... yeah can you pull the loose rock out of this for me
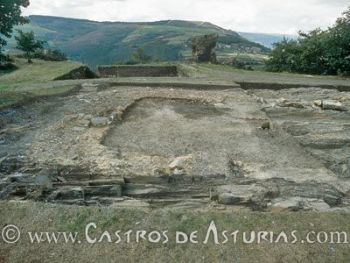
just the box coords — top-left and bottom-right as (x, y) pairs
(169, 155), (193, 170)
(322, 100), (347, 111)
(91, 117), (109, 127)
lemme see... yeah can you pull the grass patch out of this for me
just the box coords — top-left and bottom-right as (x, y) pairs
(0, 58), (81, 91)
(0, 92), (28, 107)
(196, 63), (350, 84)
(1, 201), (350, 262)
(0, 85), (78, 108)
(180, 63), (350, 91)
(0, 58), (82, 108)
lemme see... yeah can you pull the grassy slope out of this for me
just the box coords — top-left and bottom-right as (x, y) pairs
(0, 201), (350, 262)
(0, 58), (82, 108)
(1, 60), (349, 109)
(0, 58), (81, 90)
(189, 64), (350, 87)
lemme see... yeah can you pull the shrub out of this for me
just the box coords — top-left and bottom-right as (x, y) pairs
(129, 47), (153, 64)
(231, 56), (256, 70)
(266, 6), (350, 76)
(0, 54), (17, 71)
(33, 49), (67, 61)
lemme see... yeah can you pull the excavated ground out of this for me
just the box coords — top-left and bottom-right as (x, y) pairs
(1, 82), (350, 211)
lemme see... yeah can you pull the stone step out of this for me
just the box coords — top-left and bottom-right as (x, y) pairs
(148, 198), (209, 207)
(52, 178), (124, 187)
(123, 183), (210, 199)
(84, 185), (122, 197)
(124, 174), (228, 185)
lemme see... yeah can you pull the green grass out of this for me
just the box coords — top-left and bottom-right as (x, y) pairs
(192, 63), (350, 87)
(1, 201), (350, 262)
(0, 58), (81, 91)
(0, 86), (78, 109)
(1, 59), (350, 109)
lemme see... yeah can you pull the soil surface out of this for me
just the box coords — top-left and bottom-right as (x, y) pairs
(1, 81), (350, 212)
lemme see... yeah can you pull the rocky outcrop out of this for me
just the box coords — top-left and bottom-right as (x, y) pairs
(90, 117), (110, 127)
(272, 197), (331, 212)
(312, 99), (348, 111)
(191, 34), (218, 63)
(213, 184), (268, 210)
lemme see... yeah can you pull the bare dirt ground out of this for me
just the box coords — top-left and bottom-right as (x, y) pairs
(1, 79), (350, 212)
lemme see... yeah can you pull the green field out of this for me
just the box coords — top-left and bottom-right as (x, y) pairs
(190, 63), (350, 87)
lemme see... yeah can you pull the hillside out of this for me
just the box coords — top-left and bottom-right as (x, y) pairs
(5, 16), (269, 68)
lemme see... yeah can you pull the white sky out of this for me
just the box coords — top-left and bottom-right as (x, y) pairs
(22, 0), (349, 34)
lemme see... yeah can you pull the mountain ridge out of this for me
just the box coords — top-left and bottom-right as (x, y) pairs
(6, 15), (270, 67)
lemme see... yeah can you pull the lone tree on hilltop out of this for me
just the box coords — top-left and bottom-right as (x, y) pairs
(15, 30), (45, 63)
(0, 0), (30, 58)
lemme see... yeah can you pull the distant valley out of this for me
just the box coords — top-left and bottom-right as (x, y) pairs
(238, 32), (297, 49)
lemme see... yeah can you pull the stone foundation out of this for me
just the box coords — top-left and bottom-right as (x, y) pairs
(54, 66), (98, 80)
(98, 65), (178, 78)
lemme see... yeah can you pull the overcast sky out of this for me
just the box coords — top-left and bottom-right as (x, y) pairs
(22, 0), (349, 34)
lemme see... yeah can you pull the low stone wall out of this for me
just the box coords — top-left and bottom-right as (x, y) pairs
(98, 65), (178, 78)
(54, 66), (98, 80)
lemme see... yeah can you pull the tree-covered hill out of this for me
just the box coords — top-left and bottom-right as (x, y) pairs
(4, 15), (269, 68)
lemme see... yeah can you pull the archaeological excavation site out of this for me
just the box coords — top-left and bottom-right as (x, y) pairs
(3, 2), (350, 261)
(1, 64), (350, 213)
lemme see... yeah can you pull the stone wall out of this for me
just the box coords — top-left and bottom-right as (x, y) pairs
(54, 66), (98, 80)
(98, 65), (178, 78)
